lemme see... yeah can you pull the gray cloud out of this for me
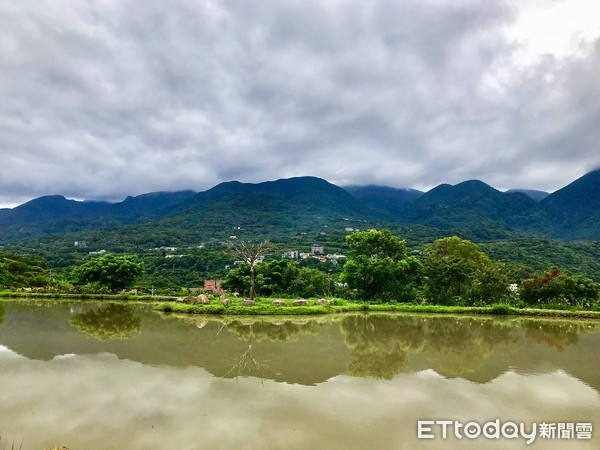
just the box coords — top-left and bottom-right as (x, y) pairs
(1, 0), (599, 206)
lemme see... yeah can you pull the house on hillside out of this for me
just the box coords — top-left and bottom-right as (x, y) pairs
(311, 244), (324, 254)
(204, 279), (224, 294)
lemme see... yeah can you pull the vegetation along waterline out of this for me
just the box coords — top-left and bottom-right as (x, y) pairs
(2, 229), (600, 319)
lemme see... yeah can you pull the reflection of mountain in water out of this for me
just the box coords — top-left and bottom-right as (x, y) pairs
(69, 303), (142, 340)
(0, 301), (599, 389)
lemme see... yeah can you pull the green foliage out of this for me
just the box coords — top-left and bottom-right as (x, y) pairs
(0, 252), (50, 288)
(289, 267), (335, 297)
(223, 259), (336, 298)
(73, 254), (144, 293)
(340, 229), (422, 301)
(69, 303), (142, 340)
(520, 267), (600, 309)
(423, 236), (509, 305)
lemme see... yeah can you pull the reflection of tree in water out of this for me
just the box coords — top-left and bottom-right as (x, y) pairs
(0, 302), (4, 325)
(225, 318), (330, 380)
(340, 315), (516, 379)
(340, 315), (427, 380)
(522, 320), (600, 352)
(340, 314), (600, 381)
(423, 318), (514, 376)
(226, 318), (328, 343)
(69, 303), (142, 341)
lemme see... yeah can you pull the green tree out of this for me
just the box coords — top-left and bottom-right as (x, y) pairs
(73, 254), (144, 293)
(289, 267), (334, 298)
(520, 267), (599, 308)
(0, 263), (13, 288)
(424, 236), (509, 305)
(340, 229), (422, 301)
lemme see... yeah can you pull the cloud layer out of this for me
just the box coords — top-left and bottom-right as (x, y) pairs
(1, 0), (599, 205)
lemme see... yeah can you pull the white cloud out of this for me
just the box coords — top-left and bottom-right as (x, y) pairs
(0, 0), (599, 205)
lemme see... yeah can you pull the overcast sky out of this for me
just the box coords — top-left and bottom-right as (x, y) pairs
(1, 0), (599, 206)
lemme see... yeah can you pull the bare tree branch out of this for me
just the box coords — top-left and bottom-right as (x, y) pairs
(227, 240), (272, 301)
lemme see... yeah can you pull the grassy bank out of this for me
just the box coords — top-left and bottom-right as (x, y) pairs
(154, 298), (600, 319)
(3, 291), (600, 319)
(0, 290), (174, 302)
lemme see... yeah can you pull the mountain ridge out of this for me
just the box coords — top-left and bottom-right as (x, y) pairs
(1, 172), (599, 242)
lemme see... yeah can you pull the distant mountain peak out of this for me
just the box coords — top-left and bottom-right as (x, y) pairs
(505, 189), (549, 201)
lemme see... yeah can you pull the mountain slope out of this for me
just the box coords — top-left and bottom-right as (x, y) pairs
(541, 169), (600, 239)
(505, 189), (549, 201)
(0, 196), (111, 227)
(343, 185), (423, 218)
(0, 191), (196, 241)
(400, 180), (543, 235)
(160, 176), (382, 239)
(2, 172), (600, 244)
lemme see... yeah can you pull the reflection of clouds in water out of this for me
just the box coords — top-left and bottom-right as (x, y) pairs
(0, 351), (598, 450)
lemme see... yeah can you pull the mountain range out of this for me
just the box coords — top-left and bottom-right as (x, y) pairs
(1, 170), (599, 243)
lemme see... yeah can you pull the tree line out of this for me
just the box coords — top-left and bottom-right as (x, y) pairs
(2, 229), (599, 309)
(223, 230), (600, 309)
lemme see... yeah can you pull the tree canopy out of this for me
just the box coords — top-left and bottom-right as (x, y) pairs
(423, 236), (508, 305)
(340, 229), (422, 301)
(73, 254), (144, 293)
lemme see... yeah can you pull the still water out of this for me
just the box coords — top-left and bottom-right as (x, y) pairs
(0, 300), (598, 449)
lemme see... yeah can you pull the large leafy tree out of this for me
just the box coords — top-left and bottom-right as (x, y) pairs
(423, 236), (508, 305)
(340, 229), (422, 301)
(520, 267), (599, 308)
(73, 254), (144, 293)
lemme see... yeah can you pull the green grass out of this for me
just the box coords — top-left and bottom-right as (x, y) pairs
(3, 290), (600, 319)
(154, 298), (600, 319)
(0, 290), (173, 301)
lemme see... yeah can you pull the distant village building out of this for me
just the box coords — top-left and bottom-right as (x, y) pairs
(74, 241), (87, 248)
(88, 250), (107, 256)
(283, 250), (299, 259)
(204, 279), (224, 294)
(311, 244), (324, 254)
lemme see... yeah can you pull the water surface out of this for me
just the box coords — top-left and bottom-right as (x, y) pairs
(0, 300), (598, 449)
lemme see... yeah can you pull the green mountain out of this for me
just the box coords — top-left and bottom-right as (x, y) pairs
(0, 195), (110, 225)
(343, 185), (423, 217)
(0, 191), (196, 241)
(156, 176), (381, 241)
(505, 189), (549, 201)
(2, 172), (600, 245)
(541, 169), (600, 239)
(398, 180), (542, 235)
